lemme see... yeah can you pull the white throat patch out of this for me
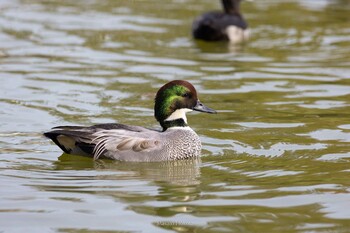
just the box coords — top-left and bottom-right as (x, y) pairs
(165, 108), (192, 123)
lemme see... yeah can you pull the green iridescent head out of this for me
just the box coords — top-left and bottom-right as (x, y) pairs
(154, 80), (216, 130)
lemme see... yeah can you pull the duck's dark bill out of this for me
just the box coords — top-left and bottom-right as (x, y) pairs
(193, 100), (217, 114)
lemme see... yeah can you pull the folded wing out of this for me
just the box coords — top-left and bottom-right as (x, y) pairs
(92, 130), (161, 160)
(44, 123), (162, 159)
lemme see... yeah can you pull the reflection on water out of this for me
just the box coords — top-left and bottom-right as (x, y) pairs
(55, 154), (201, 186)
(0, 0), (350, 232)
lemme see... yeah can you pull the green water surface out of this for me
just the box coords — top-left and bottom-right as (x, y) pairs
(0, 0), (350, 232)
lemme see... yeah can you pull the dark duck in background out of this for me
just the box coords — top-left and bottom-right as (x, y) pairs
(192, 0), (249, 43)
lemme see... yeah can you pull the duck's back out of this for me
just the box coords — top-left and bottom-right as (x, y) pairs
(44, 124), (202, 162)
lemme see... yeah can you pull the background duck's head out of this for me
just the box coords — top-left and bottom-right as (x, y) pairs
(154, 80), (216, 130)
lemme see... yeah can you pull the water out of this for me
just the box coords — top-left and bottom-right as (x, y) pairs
(1, 0), (350, 232)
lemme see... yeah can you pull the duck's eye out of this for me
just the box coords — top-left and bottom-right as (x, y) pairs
(182, 93), (191, 98)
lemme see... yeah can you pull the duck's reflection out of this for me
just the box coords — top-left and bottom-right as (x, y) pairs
(55, 153), (201, 186)
(193, 39), (246, 54)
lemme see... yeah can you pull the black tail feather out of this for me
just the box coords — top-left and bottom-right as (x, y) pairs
(44, 131), (72, 154)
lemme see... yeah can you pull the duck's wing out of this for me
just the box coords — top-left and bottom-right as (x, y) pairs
(44, 123), (161, 159)
(91, 129), (162, 160)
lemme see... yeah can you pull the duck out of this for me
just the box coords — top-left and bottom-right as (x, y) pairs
(192, 0), (249, 43)
(44, 80), (216, 162)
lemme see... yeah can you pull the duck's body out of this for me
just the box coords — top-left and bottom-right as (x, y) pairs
(192, 0), (248, 43)
(44, 80), (216, 162)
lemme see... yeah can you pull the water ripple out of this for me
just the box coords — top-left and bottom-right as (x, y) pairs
(1, 0), (350, 232)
